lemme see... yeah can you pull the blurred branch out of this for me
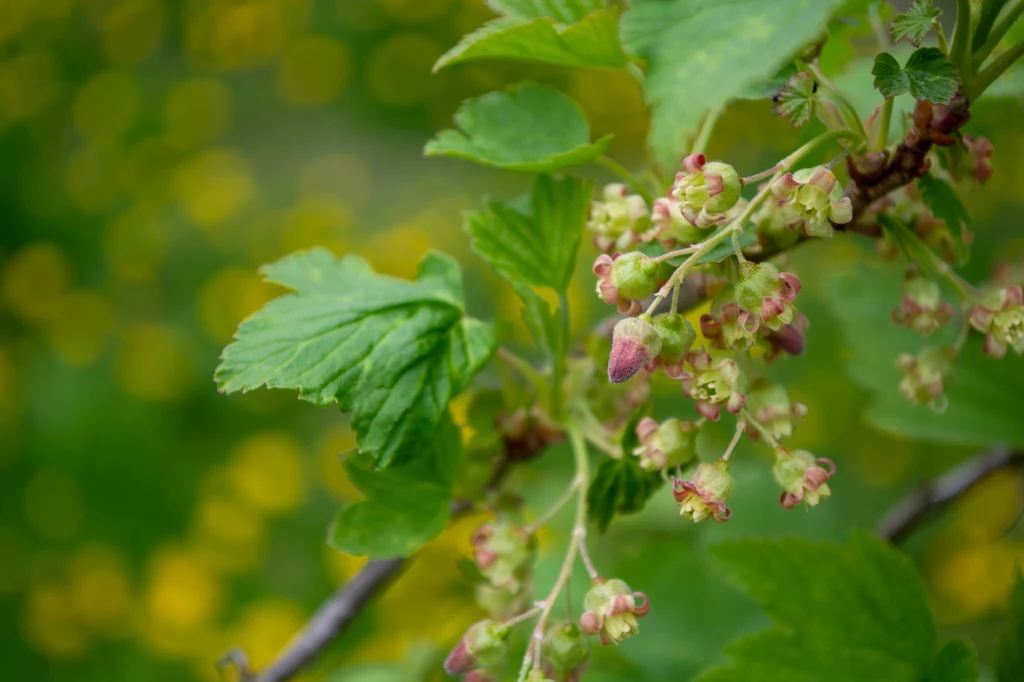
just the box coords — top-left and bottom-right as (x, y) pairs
(877, 449), (1024, 543)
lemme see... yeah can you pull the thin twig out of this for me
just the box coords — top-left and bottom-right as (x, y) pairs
(876, 450), (1024, 543)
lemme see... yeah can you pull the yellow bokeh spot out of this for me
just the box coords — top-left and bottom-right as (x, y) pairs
(362, 222), (434, 278)
(144, 546), (222, 631)
(193, 491), (266, 554)
(122, 136), (181, 205)
(276, 35), (351, 107)
(187, 0), (294, 70)
(69, 544), (133, 636)
(101, 0), (165, 65)
(1, 241), (72, 323)
(115, 324), (194, 401)
(175, 148), (254, 229)
(568, 69), (648, 153)
(67, 142), (126, 212)
(196, 266), (276, 342)
(377, 0), (452, 23)
(0, 50), (61, 122)
(0, 0), (32, 46)
(299, 153), (373, 210)
(23, 583), (90, 658)
(164, 78), (232, 150)
(323, 544), (367, 583)
(231, 599), (307, 670)
(104, 206), (170, 284)
(46, 290), (115, 367)
(928, 536), (1019, 623)
(74, 70), (139, 140)
(280, 197), (352, 255)
(951, 468), (1024, 539)
(366, 33), (443, 107)
(317, 425), (360, 500)
(23, 469), (84, 541)
(227, 432), (307, 514)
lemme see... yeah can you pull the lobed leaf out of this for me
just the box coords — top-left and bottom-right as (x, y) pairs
(891, 0), (941, 47)
(872, 48), (961, 103)
(425, 83), (612, 172)
(215, 249), (496, 468)
(773, 70), (817, 127)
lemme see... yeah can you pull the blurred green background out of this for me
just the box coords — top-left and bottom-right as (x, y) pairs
(2, 1), (1024, 680)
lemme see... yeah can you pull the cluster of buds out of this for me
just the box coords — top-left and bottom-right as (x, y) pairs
(679, 348), (747, 420)
(897, 346), (956, 406)
(541, 622), (590, 681)
(761, 166), (853, 239)
(444, 619), (511, 675)
(587, 183), (649, 253)
(593, 252), (660, 316)
(471, 521), (537, 619)
(579, 577), (650, 646)
(671, 153), (742, 227)
(734, 262), (802, 331)
(772, 448), (835, 509)
(969, 285), (1024, 358)
(743, 382), (807, 442)
(633, 417), (700, 471)
(892, 271), (953, 336)
(673, 459), (735, 522)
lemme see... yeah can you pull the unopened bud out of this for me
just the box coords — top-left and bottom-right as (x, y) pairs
(593, 252), (658, 316)
(773, 448), (835, 509)
(648, 312), (696, 377)
(673, 459), (734, 522)
(633, 417), (699, 471)
(542, 622), (590, 675)
(444, 620), (511, 675)
(608, 315), (661, 384)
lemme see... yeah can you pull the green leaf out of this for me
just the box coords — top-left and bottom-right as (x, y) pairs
(512, 282), (564, 362)
(434, 8), (628, 71)
(699, 533), (964, 682)
(328, 415), (461, 558)
(773, 70), (817, 127)
(872, 48), (961, 103)
(621, 0), (846, 168)
(928, 639), (978, 682)
(891, 0), (941, 47)
(586, 409), (664, 533)
(917, 173), (971, 264)
(828, 262), (1024, 448)
(996, 572), (1024, 682)
(973, 0), (1011, 51)
(215, 248), (496, 468)
(425, 83), (613, 172)
(465, 174), (588, 291)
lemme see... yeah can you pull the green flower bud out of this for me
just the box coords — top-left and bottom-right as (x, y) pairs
(773, 448), (835, 509)
(651, 312), (696, 374)
(671, 153), (742, 227)
(588, 183), (649, 253)
(897, 346), (957, 406)
(892, 272), (953, 337)
(608, 315), (661, 384)
(444, 619), (511, 675)
(542, 622), (590, 675)
(633, 417), (699, 471)
(744, 382), (807, 442)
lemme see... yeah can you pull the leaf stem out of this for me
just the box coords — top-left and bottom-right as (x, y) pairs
(739, 408), (780, 449)
(951, 0), (976, 74)
(873, 97), (894, 152)
(595, 155), (655, 205)
(741, 165), (781, 185)
(969, 38), (1024, 98)
(526, 476), (583, 533)
(498, 347), (545, 388)
(936, 22), (950, 55)
(552, 292), (571, 421)
(691, 104), (724, 155)
(504, 606), (544, 628)
(808, 62), (866, 138)
(653, 244), (701, 262)
(576, 531), (599, 580)
(973, 0), (1024, 66)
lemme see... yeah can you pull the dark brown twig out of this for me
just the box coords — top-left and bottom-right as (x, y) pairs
(877, 449), (1024, 543)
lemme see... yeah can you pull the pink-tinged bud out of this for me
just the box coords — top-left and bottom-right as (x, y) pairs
(588, 183), (649, 253)
(580, 578), (649, 646)
(671, 154), (742, 227)
(471, 522), (537, 591)
(542, 622), (590, 677)
(609, 315), (661, 383)
(464, 671), (499, 682)
(673, 459), (734, 522)
(773, 448), (835, 509)
(764, 312), (809, 361)
(969, 286), (1024, 358)
(734, 262), (802, 331)
(680, 348), (747, 421)
(769, 166), (852, 237)
(744, 382), (807, 442)
(593, 252), (658, 315)
(892, 271), (953, 337)
(633, 417), (700, 471)
(444, 620), (511, 675)
(647, 312), (696, 377)
(897, 346), (957, 406)
(962, 135), (994, 184)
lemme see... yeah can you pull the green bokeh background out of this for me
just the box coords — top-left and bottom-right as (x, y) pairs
(1, 1), (1023, 680)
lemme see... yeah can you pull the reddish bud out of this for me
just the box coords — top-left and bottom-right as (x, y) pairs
(609, 315), (661, 383)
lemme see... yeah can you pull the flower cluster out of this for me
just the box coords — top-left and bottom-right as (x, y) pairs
(471, 520), (537, 619)
(587, 183), (648, 253)
(579, 578), (650, 646)
(760, 166), (853, 240)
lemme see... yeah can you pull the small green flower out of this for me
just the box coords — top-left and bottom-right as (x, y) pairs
(773, 448), (835, 509)
(579, 578), (650, 646)
(768, 166), (853, 237)
(671, 153), (742, 227)
(673, 459), (735, 523)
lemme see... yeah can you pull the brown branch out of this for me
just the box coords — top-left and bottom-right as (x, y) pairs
(877, 449), (1024, 543)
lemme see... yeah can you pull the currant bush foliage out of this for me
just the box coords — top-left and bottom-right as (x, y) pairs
(216, 0), (1024, 679)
